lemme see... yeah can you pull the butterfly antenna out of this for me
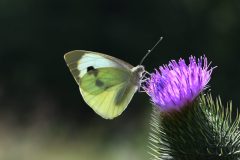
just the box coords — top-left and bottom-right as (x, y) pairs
(139, 37), (163, 65)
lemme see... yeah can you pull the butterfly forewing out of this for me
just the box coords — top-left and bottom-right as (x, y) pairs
(64, 50), (133, 83)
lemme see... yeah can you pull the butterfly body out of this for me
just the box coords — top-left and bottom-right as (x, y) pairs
(64, 50), (145, 119)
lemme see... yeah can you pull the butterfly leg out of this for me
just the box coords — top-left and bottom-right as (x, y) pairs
(138, 78), (150, 93)
(138, 82), (149, 92)
(141, 71), (150, 79)
(143, 71), (151, 77)
(141, 71), (151, 82)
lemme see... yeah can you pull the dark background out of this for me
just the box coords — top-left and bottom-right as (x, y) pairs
(0, 0), (239, 159)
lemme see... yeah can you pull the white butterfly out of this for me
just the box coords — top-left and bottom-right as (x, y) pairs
(64, 50), (145, 119)
(64, 37), (162, 119)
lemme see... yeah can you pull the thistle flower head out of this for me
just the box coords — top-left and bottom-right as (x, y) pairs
(144, 55), (215, 111)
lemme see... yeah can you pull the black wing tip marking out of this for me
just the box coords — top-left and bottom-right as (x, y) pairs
(87, 66), (99, 77)
(87, 66), (95, 72)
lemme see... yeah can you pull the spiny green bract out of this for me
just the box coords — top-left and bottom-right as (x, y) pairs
(148, 94), (240, 160)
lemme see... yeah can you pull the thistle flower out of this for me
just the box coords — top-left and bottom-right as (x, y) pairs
(146, 56), (240, 160)
(144, 55), (215, 111)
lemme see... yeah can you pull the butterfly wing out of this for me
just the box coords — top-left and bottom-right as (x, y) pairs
(80, 67), (138, 119)
(64, 50), (138, 119)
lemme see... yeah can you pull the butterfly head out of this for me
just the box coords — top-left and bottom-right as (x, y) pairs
(132, 65), (145, 77)
(131, 65), (146, 87)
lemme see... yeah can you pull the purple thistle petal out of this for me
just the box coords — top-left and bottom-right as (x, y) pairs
(144, 55), (215, 112)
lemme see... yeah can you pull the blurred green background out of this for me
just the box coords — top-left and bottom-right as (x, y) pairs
(0, 0), (239, 159)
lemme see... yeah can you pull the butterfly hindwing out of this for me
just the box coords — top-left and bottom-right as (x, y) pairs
(80, 67), (137, 119)
(80, 67), (129, 95)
